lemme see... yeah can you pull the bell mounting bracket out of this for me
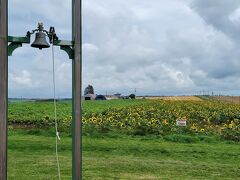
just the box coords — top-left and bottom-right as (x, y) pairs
(8, 22), (74, 59)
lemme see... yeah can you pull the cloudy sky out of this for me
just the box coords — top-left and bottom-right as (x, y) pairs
(8, 0), (240, 98)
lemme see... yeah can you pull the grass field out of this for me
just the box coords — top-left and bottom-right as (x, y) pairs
(7, 98), (240, 179)
(8, 130), (240, 179)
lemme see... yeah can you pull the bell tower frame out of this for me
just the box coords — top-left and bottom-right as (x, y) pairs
(0, 0), (82, 179)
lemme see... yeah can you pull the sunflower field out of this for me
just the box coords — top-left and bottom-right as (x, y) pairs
(8, 99), (240, 141)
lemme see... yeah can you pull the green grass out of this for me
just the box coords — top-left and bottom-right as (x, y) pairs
(8, 130), (240, 179)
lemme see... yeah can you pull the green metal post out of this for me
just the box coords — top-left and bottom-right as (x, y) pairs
(72, 0), (82, 179)
(0, 0), (8, 179)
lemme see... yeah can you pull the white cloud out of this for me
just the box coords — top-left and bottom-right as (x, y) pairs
(229, 7), (240, 25)
(9, 70), (38, 87)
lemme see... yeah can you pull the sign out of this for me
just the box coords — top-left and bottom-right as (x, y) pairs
(176, 119), (187, 126)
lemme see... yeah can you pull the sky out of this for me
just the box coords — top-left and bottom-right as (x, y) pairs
(7, 0), (240, 98)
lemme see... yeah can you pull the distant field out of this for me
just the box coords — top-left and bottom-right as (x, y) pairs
(211, 96), (240, 104)
(138, 96), (202, 101)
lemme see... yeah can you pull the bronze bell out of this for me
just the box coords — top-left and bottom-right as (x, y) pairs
(31, 31), (50, 50)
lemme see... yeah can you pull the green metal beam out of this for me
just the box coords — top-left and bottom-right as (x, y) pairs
(60, 46), (74, 59)
(8, 42), (22, 56)
(7, 36), (74, 58)
(53, 40), (73, 46)
(8, 36), (30, 43)
(7, 36), (30, 56)
(53, 40), (74, 59)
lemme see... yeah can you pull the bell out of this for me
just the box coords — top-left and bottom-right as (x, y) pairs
(31, 31), (50, 49)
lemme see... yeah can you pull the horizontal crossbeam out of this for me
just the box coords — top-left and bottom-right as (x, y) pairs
(7, 36), (74, 59)
(8, 36), (30, 43)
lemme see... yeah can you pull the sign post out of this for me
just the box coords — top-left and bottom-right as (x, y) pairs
(176, 119), (187, 127)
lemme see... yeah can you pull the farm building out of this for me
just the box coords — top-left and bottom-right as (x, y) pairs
(84, 94), (96, 100)
(95, 95), (107, 100)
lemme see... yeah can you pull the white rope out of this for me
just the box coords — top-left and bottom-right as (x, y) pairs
(51, 40), (61, 180)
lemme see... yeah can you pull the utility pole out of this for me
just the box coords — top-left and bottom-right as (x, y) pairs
(0, 0), (8, 179)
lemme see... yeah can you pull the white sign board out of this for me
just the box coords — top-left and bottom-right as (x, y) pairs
(176, 119), (187, 126)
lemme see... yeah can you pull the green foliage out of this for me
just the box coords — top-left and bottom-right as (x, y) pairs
(220, 121), (240, 141)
